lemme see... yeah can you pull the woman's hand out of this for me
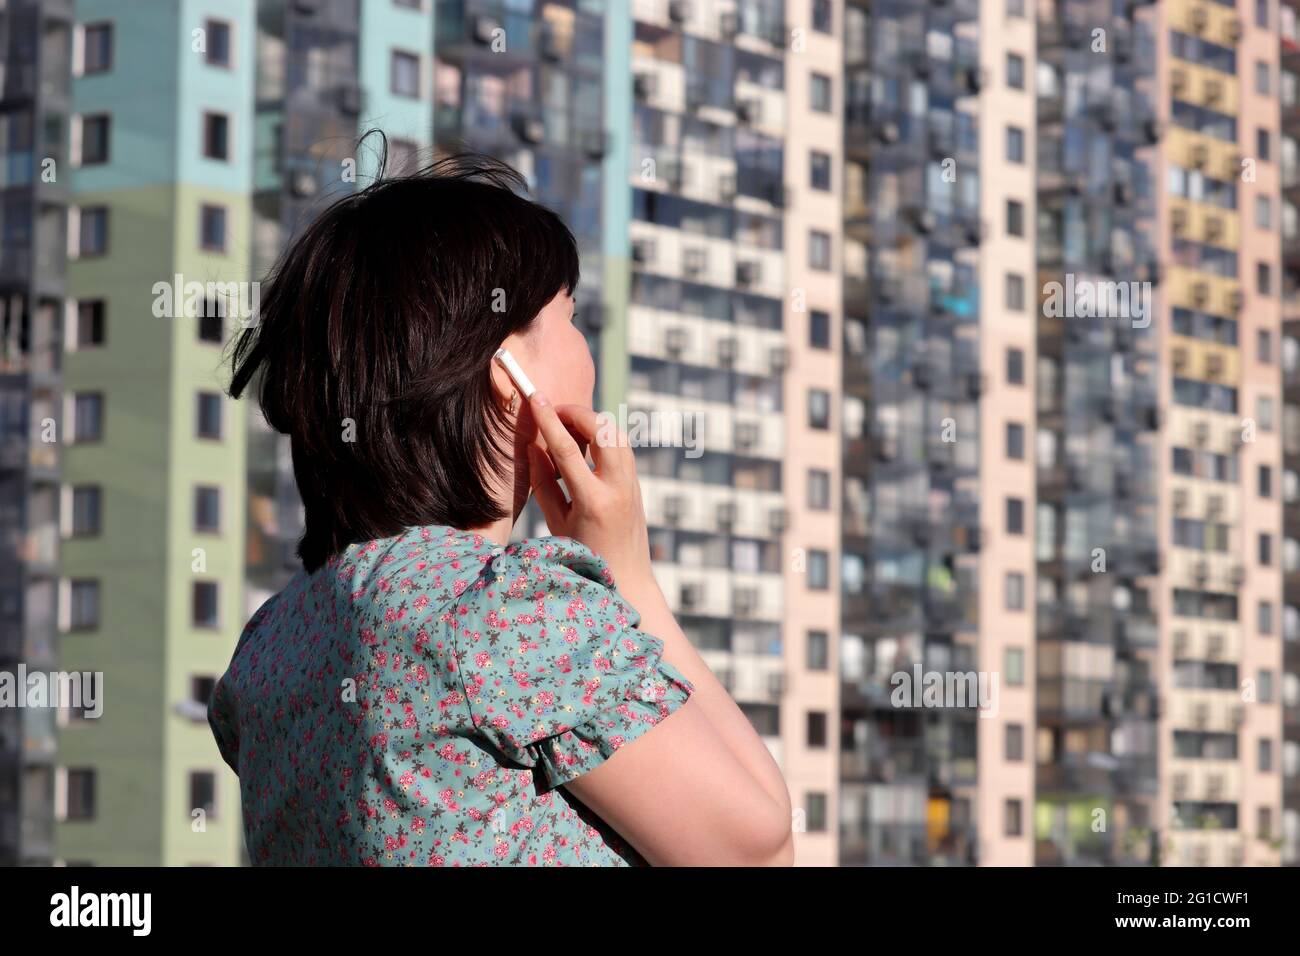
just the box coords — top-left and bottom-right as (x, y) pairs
(525, 392), (655, 592)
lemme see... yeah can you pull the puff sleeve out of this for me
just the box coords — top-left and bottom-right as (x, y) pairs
(449, 537), (694, 791)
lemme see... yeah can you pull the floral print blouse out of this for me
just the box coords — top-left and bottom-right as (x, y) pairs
(208, 525), (694, 866)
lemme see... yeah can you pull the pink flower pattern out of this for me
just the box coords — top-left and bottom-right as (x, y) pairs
(208, 525), (693, 866)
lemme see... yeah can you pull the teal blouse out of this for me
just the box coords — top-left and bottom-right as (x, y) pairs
(208, 525), (694, 866)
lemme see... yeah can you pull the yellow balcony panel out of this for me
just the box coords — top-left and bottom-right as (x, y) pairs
(1170, 59), (1238, 113)
(1168, 196), (1239, 250)
(1166, 127), (1240, 181)
(1170, 334), (1241, 382)
(1167, 267), (1242, 317)
(1169, 0), (1243, 48)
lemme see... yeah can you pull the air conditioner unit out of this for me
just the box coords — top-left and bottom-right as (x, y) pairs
(472, 15), (501, 45)
(768, 508), (789, 535)
(736, 260), (761, 286)
(680, 582), (703, 609)
(768, 345), (790, 373)
(1173, 488), (1189, 512)
(632, 238), (655, 264)
(512, 115), (545, 145)
(633, 73), (657, 101)
(1207, 633), (1225, 657)
(668, 0), (692, 25)
(716, 337), (738, 365)
(1173, 774), (1190, 798)
(1193, 703), (1210, 727)
(336, 85), (362, 115)
(736, 98), (763, 125)
(1172, 208), (1189, 234)
(1192, 282), (1210, 306)
(734, 422), (760, 449)
(663, 495), (685, 524)
(1206, 354), (1224, 377)
(1193, 421), (1210, 446)
(719, 11), (740, 38)
(683, 247), (708, 277)
(1174, 348), (1189, 372)
(1173, 630), (1189, 655)
(1191, 7), (1208, 32)
(716, 501), (737, 529)
(1228, 289), (1244, 313)
(1172, 70), (1188, 96)
(1206, 216), (1224, 241)
(1207, 494), (1224, 517)
(665, 326), (690, 355)
(1205, 79), (1223, 104)
(733, 588), (758, 616)
(1191, 142), (1209, 168)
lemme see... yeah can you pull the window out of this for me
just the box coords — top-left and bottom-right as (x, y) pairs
(1258, 395), (1275, 430)
(202, 112), (229, 161)
(77, 207), (109, 257)
(193, 581), (220, 629)
(75, 300), (106, 348)
(810, 150), (831, 191)
(1256, 60), (1271, 95)
(196, 392), (223, 440)
(205, 19), (232, 67)
(808, 388), (830, 429)
(198, 311), (223, 344)
(1258, 669), (1275, 704)
(1005, 572), (1025, 611)
(1004, 798), (1023, 837)
(1006, 497), (1024, 535)
(71, 486), (102, 537)
(810, 73), (832, 113)
(806, 711), (827, 748)
(1007, 0), (1025, 15)
(64, 769), (96, 821)
(80, 114), (110, 165)
(1005, 647), (1025, 686)
(1006, 422), (1025, 460)
(1005, 272), (1025, 311)
(191, 676), (216, 706)
(69, 580), (101, 631)
(194, 485), (221, 533)
(82, 23), (113, 74)
(1256, 0), (1269, 28)
(806, 630), (829, 670)
(808, 469), (830, 510)
(1259, 738), (1274, 772)
(812, 0), (833, 33)
(1258, 261), (1273, 296)
(190, 771), (218, 819)
(807, 549), (830, 590)
(1006, 347), (1025, 385)
(1006, 199), (1024, 237)
(805, 792), (827, 832)
(809, 230), (831, 270)
(391, 50), (421, 98)
(1258, 329), (1274, 362)
(199, 204), (226, 252)
(1005, 723), (1024, 761)
(809, 309), (831, 349)
(1260, 533), (1273, 566)
(1259, 599), (1274, 635)
(1259, 464), (1273, 498)
(1257, 195), (1273, 229)
(73, 392), (104, 442)
(1258, 128), (1271, 162)
(1006, 125), (1025, 163)
(1258, 807), (1273, 840)
(1006, 52), (1024, 90)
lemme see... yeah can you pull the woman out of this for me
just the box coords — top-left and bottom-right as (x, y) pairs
(209, 150), (794, 866)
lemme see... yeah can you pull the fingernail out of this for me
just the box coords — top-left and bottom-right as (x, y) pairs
(532, 391), (550, 407)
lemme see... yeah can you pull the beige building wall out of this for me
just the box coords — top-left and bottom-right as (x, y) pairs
(782, 0), (842, 867)
(975, 3), (1037, 867)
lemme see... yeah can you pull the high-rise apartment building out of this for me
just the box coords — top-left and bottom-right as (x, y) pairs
(0, 0), (71, 867)
(13, 0), (1300, 867)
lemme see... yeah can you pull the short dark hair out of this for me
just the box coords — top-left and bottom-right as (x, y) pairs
(230, 144), (580, 572)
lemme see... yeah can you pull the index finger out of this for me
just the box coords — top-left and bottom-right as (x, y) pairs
(555, 404), (631, 479)
(527, 392), (596, 493)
